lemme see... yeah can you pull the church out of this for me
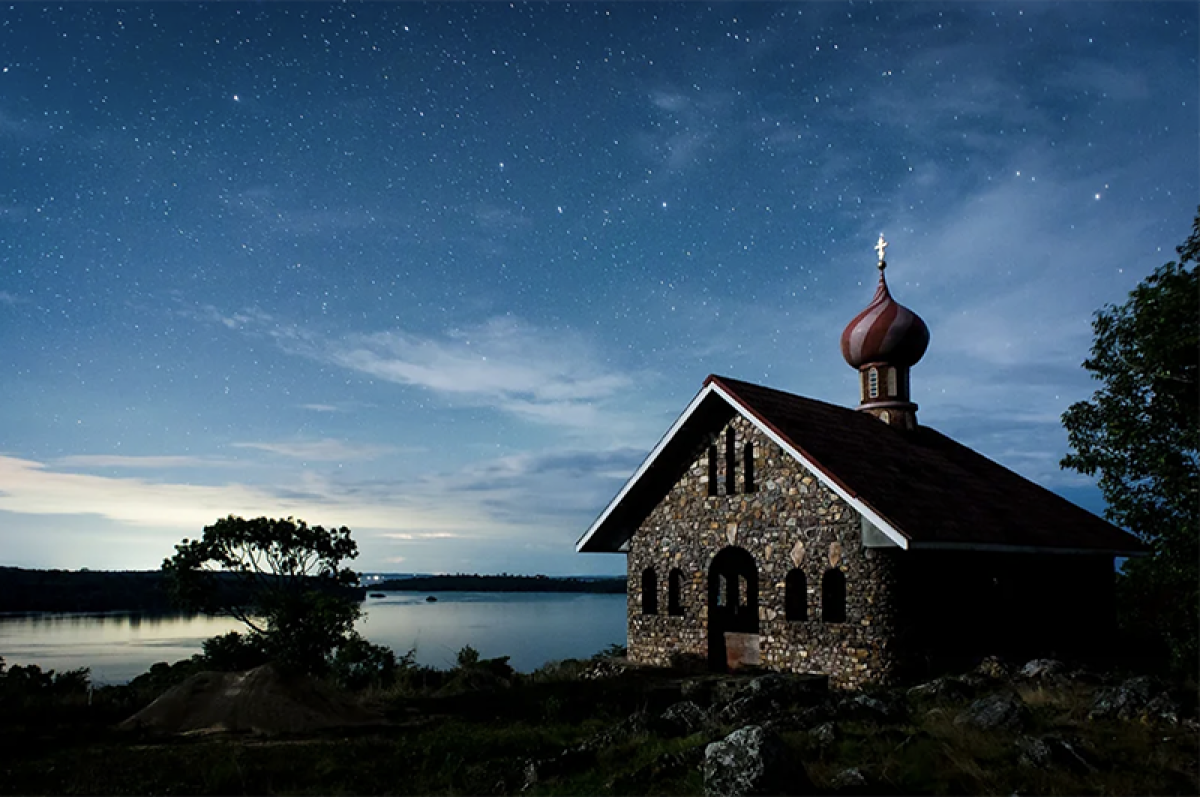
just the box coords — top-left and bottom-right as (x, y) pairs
(577, 236), (1143, 688)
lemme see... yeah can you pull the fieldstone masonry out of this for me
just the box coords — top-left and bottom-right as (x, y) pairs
(628, 416), (900, 689)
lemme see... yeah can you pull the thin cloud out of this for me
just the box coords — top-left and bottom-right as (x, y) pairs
(232, 439), (396, 462)
(0, 454), (499, 535)
(55, 454), (235, 469)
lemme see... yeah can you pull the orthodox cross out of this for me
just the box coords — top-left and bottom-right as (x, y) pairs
(874, 233), (888, 269)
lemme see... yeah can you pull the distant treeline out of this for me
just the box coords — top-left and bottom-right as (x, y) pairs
(375, 574), (627, 594)
(0, 567), (365, 614)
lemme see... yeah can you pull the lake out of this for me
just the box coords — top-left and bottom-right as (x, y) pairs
(0, 592), (628, 684)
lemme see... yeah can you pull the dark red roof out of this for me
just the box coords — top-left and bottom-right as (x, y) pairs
(577, 375), (1144, 555)
(709, 375), (1142, 553)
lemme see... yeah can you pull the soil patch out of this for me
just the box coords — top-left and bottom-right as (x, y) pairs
(118, 664), (384, 736)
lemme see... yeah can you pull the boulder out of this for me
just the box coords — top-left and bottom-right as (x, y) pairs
(703, 724), (812, 796)
(715, 677), (796, 726)
(808, 721), (838, 748)
(1089, 675), (1175, 721)
(1018, 658), (1066, 680)
(838, 692), (902, 723)
(654, 700), (710, 738)
(830, 767), (869, 789)
(954, 692), (1030, 732)
(1016, 734), (1096, 773)
(974, 656), (1012, 680)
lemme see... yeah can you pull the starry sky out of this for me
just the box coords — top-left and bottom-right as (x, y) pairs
(1, 2), (1196, 576)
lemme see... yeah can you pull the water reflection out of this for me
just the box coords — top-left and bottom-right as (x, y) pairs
(0, 592), (626, 684)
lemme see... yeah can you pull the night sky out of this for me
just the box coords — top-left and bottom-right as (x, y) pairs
(1, 3), (1195, 575)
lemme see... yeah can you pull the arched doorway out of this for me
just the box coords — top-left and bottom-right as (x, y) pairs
(708, 546), (759, 670)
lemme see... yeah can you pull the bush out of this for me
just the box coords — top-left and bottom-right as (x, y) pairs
(329, 634), (401, 691)
(200, 631), (271, 672)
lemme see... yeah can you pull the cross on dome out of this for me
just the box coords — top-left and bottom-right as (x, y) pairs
(874, 233), (888, 269)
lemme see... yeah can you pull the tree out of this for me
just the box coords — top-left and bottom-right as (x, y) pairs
(162, 516), (383, 677)
(1061, 208), (1199, 675)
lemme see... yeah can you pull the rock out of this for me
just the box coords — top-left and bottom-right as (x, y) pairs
(1016, 734), (1096, 773)
(837, 693), (902, 723)
(830, 767), (868, 789)
(1145, 692), (1180, 725)
(1089, 675), (1171, 721)
(954, 692), (1030, 732)
(703, 724), (811, 796)
(907, 675), (973, 701)
(808, 721), (838, 747)
(654, 701), (710, 738)
(1018, 658), (1066, 680)
(974, 656), (1012, 680)
(715, 676), (801, 726)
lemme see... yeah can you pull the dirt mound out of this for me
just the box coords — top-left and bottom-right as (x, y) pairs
(118, 663), (384, 736)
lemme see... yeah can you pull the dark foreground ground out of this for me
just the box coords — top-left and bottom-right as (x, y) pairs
(1, 654), (1197, 795)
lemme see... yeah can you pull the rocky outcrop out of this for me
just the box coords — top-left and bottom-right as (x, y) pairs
(953, 692), (1030, 732)
(703, 724), (812, 796)
(1090, 675), (1180, 724)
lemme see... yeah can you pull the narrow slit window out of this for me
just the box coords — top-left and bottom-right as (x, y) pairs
(868, 368), (879, 399)
(668, 568), (684, 616)
(887, 368), (898, 397)
(785, 569), (807, 621)
(743, 441), (755, 493)
(725, 427), (737, 495)
(641, 568), (658, 615)
(822, 568), (847, 623)
(707, 444), (718, 496)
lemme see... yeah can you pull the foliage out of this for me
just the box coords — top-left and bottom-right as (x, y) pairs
(161, 515), (369, 675)
(0, 660), (91, 711)
(1061, 208), (1200, 675)
(329, 635), (402, 691)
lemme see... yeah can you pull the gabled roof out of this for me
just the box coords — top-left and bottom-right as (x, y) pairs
(577, 375), (1144, 556)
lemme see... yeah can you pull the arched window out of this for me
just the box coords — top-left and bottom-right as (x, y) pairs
(785, 569), (807, 621)
(822, 568), (846, 623)
(743, 441), (756, 493)
(668, 568), (685, 616)
(707, 443), (718, 496)
(641, 568), (658, 615)
(868, 368), (879, 399)
(725, 427), (737, 495)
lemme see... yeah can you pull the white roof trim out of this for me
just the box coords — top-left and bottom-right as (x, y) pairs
(576, 382), (720, 552)
(576, 379), (911, 553)
(706, 382), (910, 550)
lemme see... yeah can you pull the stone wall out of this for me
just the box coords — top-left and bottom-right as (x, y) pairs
(627, 415), (900, 689)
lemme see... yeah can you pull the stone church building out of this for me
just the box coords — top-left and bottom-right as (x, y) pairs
(577, 237), (1143, 688)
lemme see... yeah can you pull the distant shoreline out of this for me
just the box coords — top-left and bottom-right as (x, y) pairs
(373, 574), (627, 594)
(0, 567), (627, 613)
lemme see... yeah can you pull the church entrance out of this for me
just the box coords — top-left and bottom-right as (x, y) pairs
(707, 546), (759, 671)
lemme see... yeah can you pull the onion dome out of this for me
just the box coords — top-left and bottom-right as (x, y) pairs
(840, 236), (930, 369)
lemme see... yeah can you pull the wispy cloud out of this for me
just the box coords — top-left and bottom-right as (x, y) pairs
(232, 439), (396, 462)
(0, 454), (502, 535)
(54, 454), (234, 469)
(195, 308), (651, 437)
(0, 444), (643, 571)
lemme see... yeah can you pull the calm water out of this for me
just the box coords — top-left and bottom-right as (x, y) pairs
(0, 592), (627, 684)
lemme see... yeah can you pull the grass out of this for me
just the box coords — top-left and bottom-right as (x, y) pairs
(1, 656), (1197, 795)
